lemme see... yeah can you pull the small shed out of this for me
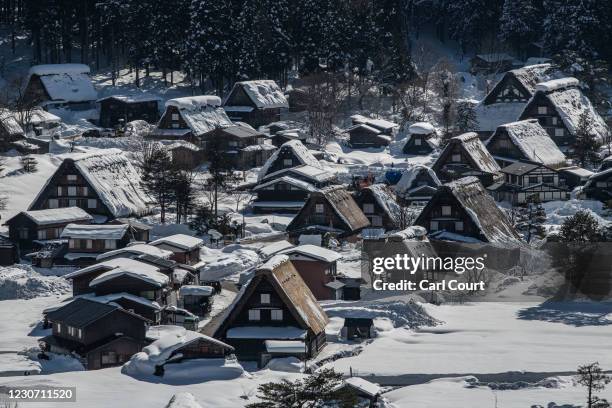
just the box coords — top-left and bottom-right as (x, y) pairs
(179, 285), (214, 316)
(97, 95), (160, 128)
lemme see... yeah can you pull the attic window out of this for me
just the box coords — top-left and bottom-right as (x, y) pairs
(283, 159), (293, 166)
(538, 106), (547, 115)
(430, 221), (439, 231)
(414, 138), (422, 146)
(455, 221), (464, 231)
(442, 205), (452, 216)
(248, 309), (261, 321)
(260, 294), (270, 304)
(315, 204), (324, 214)
(451, 154), (461, 162)
(554, 128), (564, 137)
(363, 203), (375, 214)
(271, 309), (283, 321)
(67, 174), (77, 181)
(171, 113), (179, 121)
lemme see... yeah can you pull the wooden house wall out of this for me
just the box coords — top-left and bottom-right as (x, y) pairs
(264, 147), (304, 176)
(236, 147), (275, 170)
(416, 192), (483, 240)
(72, 271), (107, 296)
(255, 180), (311, 202)
(86, 336), (143, 370)
(153, 244), (200, 265)
(403, 134), (434, 154)
(157, 105), (189, 130)
(434, 143), (500, 186)
(353, 189), (396, 229)
(111, 298), (160, 324)
(486, 130), (528, 163)
(519, 93), (574, 146)
(99, 99), (159, 128)
(289, 195), (350, 235)
(484, 75), (531, 105)
(23, 75), (50, 105)
(84, 310), (147, 345)
(349, 129), (389, 148)
(231, 278), (300, 328)
(290, 259), (335, 300)
(29, 161), (113, 218)
(7, 214), (88, 249)
(67, 235), (130, 253)
(91, 275), (164, 303)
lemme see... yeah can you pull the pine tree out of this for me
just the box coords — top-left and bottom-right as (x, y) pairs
(559, 210), (601, 242)
(140, 144), (177, 224)
(574, 110), (599, 167)
(448, 0), (501, 53)
(498, 0), (540, 57)
(455, 100), (479, 133)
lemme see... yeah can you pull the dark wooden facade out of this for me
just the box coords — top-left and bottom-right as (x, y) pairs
(89, 274), (167, 305)
(252, 177), (312, 213)
(213, 258), (328, 365)
(348, 125), (391, 148)
(223, 83), (284, 128)
(403, 133), (435, 155)
(98, 97), (160, 128)
(492, 162), (569, 204)
(519, 92), (573, 146)
(42, 298), (148, 370)
(29, 160), (111, 218)
(353, 186), (399, 230)
(201, 126), (275, 170)
(0, 236), (18, 265)
(287, 187), (370, 239)
(5, 212), (91, 251)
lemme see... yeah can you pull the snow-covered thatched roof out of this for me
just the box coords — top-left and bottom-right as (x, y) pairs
(280, 244), (341, 263)
(475, 102), (524, 132)
(0, 110), (24, 136)
(351, 114), (399, 132)
(436, 177), (520, 244)
(29, 64), (97, 103)
(408, 122), (435, 135)
(253, 175), (319, 193)
(96, 244), (173, 261)
(40, 149), (149, 218)
(225, 80), (288, 109)
(89, 262), (170, 288)
(394, 165), (441, 196)
(438, 132), (501, 175)
(361, 183), (402, 225)
(526, 78), (609, 142)
(149, 234), (203, 251)
(258, 140), (322, 181)
(488, 119), (566, 167)
(163, 96), (232, 136)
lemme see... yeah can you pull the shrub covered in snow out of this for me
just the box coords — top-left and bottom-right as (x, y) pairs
(0, 265), (70, 300)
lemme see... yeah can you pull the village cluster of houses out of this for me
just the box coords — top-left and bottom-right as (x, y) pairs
(0, 58), (610, 395)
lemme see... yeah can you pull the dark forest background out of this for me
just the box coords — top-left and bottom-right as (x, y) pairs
(0, 0), (610, 94)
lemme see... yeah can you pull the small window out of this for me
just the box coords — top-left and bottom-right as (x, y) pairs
(441, 205), (452, 216)
(37, 229), (47, 240)
(543, 176), (554, 184)
(77, 328), (83, 339)
(48, 199), (59, 209)
(363, 203), (375, 214)
(538, 106), (547, 115)
(68, 199), (77, 207)
(528, 176), (539, 184)
(315, 204), (324, 214)
(171, 113), (179, 121)
(260, 294), (270, 304)
(86, 239), (93, 249)
(57, 186), (63, 196)
(19, 228), (28, 239)
(56, 322), (61, 333)
(414, 138), (422, 146)
(171, 123), (179, 129)
(81, 186), (88, 196)
(69, 239), (76, 249)
(68, 186), (77, 196)
(455, 221), (464, 231)
(283, 159), (293, 166)
(67, 326), (75, 336)
(228, 141), (238, 147)
(271, 309), (283, 321)
(430, 221), (439, 231)
(104, 240), (117, 249)
(248, 309), (261, 321)
(596, 181), (607, 188)
(451, 154), (461, 162)
(551, 117), (558, 125)
(371, 215), (383, 227)
(101, 351), (118, 365)
(87, 199), (97, 209)
(141, 290), (156, 300)
(554, 128), (564, 137)
(67, 174), (77, 181)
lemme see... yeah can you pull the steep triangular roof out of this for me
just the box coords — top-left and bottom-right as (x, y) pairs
(395, 165), (441, 197)
(520, 77), (609, 142)
(359, 184), (401, 225)
(483, 64), (558, 104)
(488, 119), (566, 167)
(433, 132), (501, 175)
(224, 80), (288, 109)
(416, 176), (521, 243)
(258, 140), (322, 181)
(213, 255), (328, 337)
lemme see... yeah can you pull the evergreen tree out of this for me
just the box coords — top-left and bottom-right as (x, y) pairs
(455, 100), (479, 133)
(189, 205), (213, 235)
(574, 110), (599, 167)
(559, 210), (601, 243)
(173, 170), (196, 224)
(140, 144), (177, 224)
(150, 0), (190, 85)
(498, 0), (541, 56)
(246, 368), (357, 408)
(448, 0), (501, 53)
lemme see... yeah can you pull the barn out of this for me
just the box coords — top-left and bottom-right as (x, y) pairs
(223, 80), (289, 127)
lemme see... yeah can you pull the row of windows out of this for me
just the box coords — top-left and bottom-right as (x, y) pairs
(248, 308), (283, 321)
(68, 239), (117, 250)
(56, 322), (83, 340)
(430, 220), (464, 232)
(48, 198), (97, 209)
(57, 185), (88, 197)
